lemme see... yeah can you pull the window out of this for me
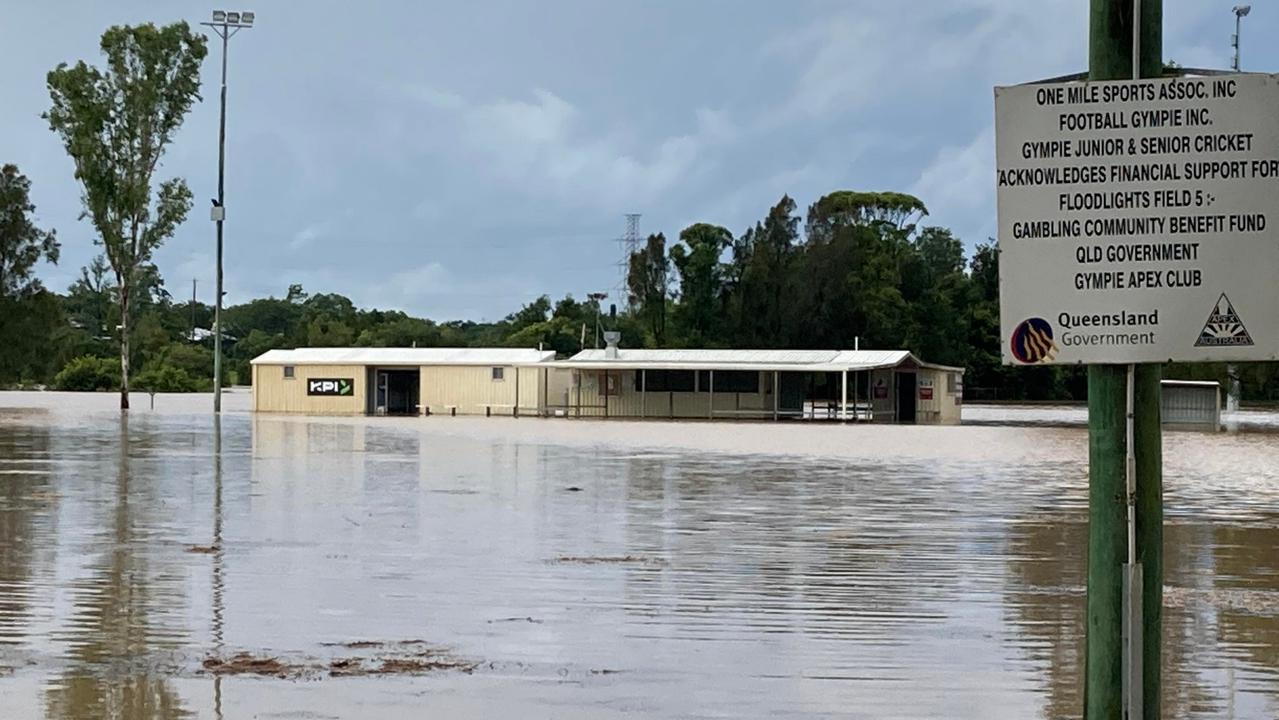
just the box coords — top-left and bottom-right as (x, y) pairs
(695, 370), (759, 393)
(283, 366), (295, 379)
(491, 367), (505, 381)
(947, 372), (962, 394)
(634, 369), (695, 392)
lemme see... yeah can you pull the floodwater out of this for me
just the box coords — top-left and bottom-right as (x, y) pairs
(1, 392), (1277, 719)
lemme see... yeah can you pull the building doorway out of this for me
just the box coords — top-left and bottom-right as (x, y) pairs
(778, 373), (807, 416)
(895, 372), (917, 424)
(371, 368), (420, 416)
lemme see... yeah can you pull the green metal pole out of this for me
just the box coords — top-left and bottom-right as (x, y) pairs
(1084, 365), (1126, 719)
(1085, 1), (1163, 718)
(1134, 363), (1162, 716)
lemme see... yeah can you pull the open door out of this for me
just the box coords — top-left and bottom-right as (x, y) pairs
(779, 373), (806, 415)
(371, 368), (420, 415)
(895, 372), (917, 424)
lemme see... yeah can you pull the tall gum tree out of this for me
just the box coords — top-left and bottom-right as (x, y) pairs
(46, 22), (206, 409)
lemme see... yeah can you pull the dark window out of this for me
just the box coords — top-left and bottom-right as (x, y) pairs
(634, 369), (695, 392)
(491, 367), (505, 381)
(283, 366), (295, 379)
(696, 370), (759, 393)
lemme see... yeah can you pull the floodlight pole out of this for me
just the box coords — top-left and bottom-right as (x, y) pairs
(1227, 6), (1249, 416)
(202, 13), (252, 413)
(214, 25), (228, 413)
(1231, 6), (1250, 72)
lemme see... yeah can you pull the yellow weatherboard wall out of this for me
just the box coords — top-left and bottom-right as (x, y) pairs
(420, 365), (543, 415)
(252, 363), (366, 415)
(914, 368), (964, 425)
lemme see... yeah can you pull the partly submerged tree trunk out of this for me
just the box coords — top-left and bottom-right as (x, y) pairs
(119, 283), (130, 410)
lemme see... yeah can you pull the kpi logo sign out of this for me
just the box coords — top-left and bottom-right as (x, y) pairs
(307, 378), (353, 396)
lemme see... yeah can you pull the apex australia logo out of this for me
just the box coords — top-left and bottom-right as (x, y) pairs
(307, 378), (354, 396)
(1010, 317), (1059, 364)
(1195, 294), (1253, 347)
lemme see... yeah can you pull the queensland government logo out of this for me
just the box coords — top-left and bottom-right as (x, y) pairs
(1195, 293), (1253, 347)
(1010, 317), (1060, 364)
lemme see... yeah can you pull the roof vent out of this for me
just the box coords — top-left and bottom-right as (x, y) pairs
(603, 331), (621, 359)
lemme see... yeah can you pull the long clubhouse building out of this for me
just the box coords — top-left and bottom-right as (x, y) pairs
(251, 344), (963, 424)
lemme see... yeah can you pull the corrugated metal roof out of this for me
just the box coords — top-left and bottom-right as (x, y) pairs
(251, 347), (556, 366)
(555, 348), (963, 373)
(569, 349), (841, 364)
(829, 350), (912, 366)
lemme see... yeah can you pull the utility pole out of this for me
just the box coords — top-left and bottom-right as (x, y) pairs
(201, 10), (254, 413)
(1085, 2), (1163, 718)
(191, 278), (198, 342)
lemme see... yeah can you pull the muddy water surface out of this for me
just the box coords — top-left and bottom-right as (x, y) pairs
(1, 392), (1277, 719)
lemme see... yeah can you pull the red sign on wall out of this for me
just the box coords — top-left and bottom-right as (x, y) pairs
(919, 387), (934, 400)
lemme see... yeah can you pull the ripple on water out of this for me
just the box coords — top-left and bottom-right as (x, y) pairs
(0, 393), (1276, 718)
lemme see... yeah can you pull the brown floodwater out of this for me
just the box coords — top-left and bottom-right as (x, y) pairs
(0, 391), (1277, 719)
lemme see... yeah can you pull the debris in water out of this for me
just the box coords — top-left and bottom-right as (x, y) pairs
(186, 545), (219, 554)
(550, 555), (664, 566)
(321, 639), (433, 650)
(204, 642), (477, 679)
(319, 640), (478, 676)
(328, 658), (363, 677)
(565, 486), (583, 492)
(202, 653), (291, 678)
(370, 657), (473, 674)
(323, 640), (386, 649)
(488, 616), (544, 624)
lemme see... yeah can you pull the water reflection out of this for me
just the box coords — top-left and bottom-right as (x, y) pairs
(1001, 473), (1279, 718)
(0, 420), (54, 647)
(0, 397), (1275, 718)
(43, 416), (188, 720)
(212, 415), (224, 720)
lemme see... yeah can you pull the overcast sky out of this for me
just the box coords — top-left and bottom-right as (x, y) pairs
(3, 1), (1274, 320)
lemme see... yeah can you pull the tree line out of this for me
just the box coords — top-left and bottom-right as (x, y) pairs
(3, 22), (1278, 403)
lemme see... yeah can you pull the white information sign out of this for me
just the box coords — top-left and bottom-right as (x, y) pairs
(995, 74), (1279, 365)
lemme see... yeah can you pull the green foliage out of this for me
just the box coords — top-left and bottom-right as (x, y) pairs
(669, 226), (728, 347)
(0, 291), (68, 386)
(45, 22), (207, 408)
(506, 296), (552, 332)
(0, 165), (63, 384)
(133, 363), (200, 393)
(806, 190), (928, 235)
(0, 164), (60, 299)
(157, 343), (219, 385)
(52, 355), (120, 391)
(627, 234), (670, 346)
(225, 295), (303, 341)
